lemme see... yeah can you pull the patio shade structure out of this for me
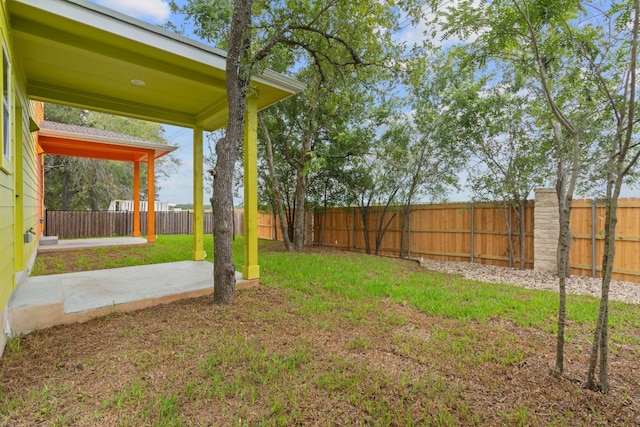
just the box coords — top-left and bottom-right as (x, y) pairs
(9, 0), (304, 279)
(37, 121), (178, 243)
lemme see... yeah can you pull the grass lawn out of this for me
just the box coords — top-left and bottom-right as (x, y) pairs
(1, 235), (639, 426)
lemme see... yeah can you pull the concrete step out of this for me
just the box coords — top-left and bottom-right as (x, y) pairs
(40, 236), (59, 245)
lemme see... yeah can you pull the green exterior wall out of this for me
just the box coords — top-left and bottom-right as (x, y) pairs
(0, 0), (39, 317)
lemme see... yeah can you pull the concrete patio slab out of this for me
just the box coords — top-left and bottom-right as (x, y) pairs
(8, 261), (258, 335)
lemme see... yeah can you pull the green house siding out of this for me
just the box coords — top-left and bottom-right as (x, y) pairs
(0, 0), (14, 313)
(0, 0), (38, 313)
(17, 97), (38, 267)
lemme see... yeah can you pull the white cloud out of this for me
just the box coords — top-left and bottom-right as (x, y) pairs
(95, 0), (171, 24)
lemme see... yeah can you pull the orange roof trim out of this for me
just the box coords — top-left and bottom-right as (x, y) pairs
(37, 121), (178, 162)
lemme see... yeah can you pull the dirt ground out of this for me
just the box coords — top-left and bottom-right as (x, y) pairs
(1, 246), (639, 426)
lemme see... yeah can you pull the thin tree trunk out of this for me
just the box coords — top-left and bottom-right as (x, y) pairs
(293, 169), (306, 251)
(399, 203), (411, 258)
(292, 91), (320, 251)
(286, 202), (295, 243)
(359, 205), (371, 254)
(497, 204), (515, 268)
(586, 0), (638, 392)
(259, 114), (292, 251)
(553, 193), (571, 376)
(586, 185), (618, 392)
(507, 208), (514, 268)
(213, 0), (252, 304)
(374, 188), (399, 255)
(375, 211), (396, 256)
(552, 130), (579, 376)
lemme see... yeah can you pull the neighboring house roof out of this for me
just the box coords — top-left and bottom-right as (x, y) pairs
(38, 121), (178, 161)
(8, 0), (304, 131)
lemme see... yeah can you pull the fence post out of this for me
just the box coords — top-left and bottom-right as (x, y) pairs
(592, 199), (597, 278)
(470, 203), (475, 263)
(533, 188), (559, 273)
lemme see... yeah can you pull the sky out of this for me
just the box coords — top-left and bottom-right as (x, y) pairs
(87, 0), (458, 205)
(91, 0), (203, 205)
(88, 0), (639, 205)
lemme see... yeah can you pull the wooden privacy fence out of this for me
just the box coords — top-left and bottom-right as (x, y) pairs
(45, 210), (217, 238)
(312, 198), (640, 284)
(568, 199), (640, 283)
(313, 202), (535, 269)
(45, 210), (265, 239)
(44, 197), (640, 284)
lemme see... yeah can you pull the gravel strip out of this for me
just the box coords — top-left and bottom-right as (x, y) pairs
(417, 258), (640, 305)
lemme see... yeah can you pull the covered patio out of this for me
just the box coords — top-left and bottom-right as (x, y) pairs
(37, 120), (178, 244)
(10, 0), (304, 280)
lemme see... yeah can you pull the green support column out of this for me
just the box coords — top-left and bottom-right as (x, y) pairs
(243, 96), (260, 279)
(192, 125), (206, 260)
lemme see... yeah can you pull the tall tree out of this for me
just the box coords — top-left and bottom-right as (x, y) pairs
(258, 112), (293, 251)
(401, 53), (469, 258)
(174, 0), (415, 302)
(583, 0), (640, 393)
(439, 0), (598, 375)
(442, 78), (552, 268)
(257, 62), (387, 251)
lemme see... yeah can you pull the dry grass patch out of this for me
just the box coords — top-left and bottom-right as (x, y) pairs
(1, 240), (638, 425)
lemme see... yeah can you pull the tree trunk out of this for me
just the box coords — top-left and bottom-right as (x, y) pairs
(374, 189), (399, 255)
(497, 204), (515, 268)
(293, 168), (306, 251)
(286, 202), (295, 243)
(292, 92), (320, 251)
(399, 203), (411, 258)
(551, 123), (579, 376)
(586, 0), (638, 392)
(374, 211), (396, 256)
(553, 192), (571, 376)
(359, 206), (371, 254)
(259, 114), (292, 251)
(506, 209), (514, 268)
(586, 186), (618, 392)
(213, 0), (252, 304)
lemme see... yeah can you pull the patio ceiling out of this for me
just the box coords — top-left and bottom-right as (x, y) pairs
(8, 0), (304, 131)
